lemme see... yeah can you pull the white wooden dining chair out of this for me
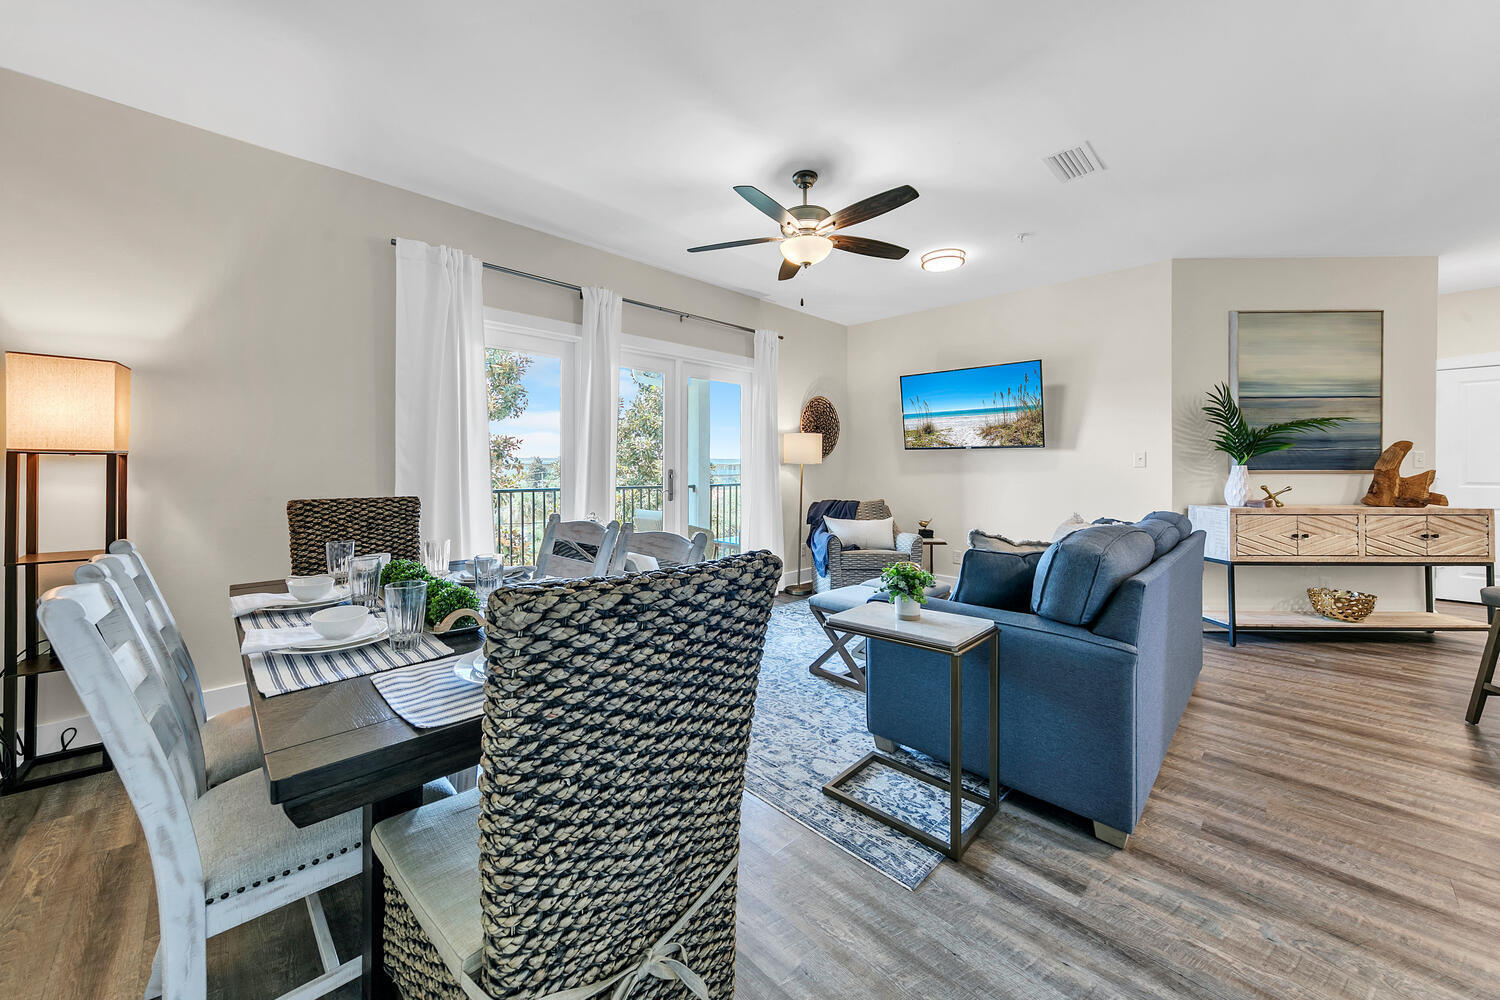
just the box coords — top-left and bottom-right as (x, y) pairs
(38, 578), (363, 1000)
(609, 524), (709, 573)
(530, 514), (621, 578)
(99, 543), (262, 788)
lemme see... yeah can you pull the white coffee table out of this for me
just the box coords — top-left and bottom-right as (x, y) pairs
(820, 601), (1001, 860)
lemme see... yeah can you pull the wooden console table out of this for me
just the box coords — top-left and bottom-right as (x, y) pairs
(1187, 504), (1495, 645)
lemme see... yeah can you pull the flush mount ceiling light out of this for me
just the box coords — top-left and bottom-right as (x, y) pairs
(920, 248), (966, 272)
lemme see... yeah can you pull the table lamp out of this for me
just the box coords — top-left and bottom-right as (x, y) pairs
(3, 351), (130, 794)
(782, 431), (823, 595)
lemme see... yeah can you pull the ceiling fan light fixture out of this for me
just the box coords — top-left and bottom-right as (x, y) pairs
(781, 233), (834, 267)
(920, 248), (966, 272)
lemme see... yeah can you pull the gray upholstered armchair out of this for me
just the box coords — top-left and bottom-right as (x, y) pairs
(818, 499), (923, 592)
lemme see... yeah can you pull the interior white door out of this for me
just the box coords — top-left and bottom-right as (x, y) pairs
(1434, 361), (1500, 602)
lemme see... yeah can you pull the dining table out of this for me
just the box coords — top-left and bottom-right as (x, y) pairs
(230, 578), (485, 1000)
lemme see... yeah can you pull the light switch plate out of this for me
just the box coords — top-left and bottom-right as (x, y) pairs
(1413, 450), (1426, 469)
(1133, 451), (1148, 469)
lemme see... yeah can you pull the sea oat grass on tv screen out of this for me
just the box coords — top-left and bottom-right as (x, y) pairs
(899, 359), (1044, 450)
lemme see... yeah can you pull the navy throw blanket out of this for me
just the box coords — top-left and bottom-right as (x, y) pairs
(806, 499), (859, 577)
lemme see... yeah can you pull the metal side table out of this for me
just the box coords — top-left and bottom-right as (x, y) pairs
(820, 602), (1000, 860)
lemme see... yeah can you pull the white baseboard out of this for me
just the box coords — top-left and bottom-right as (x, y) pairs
(28, 680), (251, 761)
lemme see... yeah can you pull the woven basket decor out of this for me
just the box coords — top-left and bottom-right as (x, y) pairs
(1307, 587), (1378, 622)
(800, 396), (840, 458)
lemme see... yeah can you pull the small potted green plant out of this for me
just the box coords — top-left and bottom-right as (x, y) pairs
(1201, 383), (1350, 505)
(879, 561), (936, 621)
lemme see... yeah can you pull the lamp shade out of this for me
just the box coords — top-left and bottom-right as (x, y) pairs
(782, 431), (823, 466)
(5, 352), (131, 452)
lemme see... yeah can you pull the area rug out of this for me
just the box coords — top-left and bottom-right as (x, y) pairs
(745, 602), (1006, 890)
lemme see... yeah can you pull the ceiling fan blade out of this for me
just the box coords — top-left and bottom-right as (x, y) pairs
(735, 185), (797, 228)
(778, 258), (801, 281)
(821, 185), (919, 232)
(830, 235), (909, 260)
(687, 237), (781, 253)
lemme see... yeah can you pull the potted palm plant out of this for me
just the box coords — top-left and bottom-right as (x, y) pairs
(879, 561), (936, 621)
(1201, 383), (1350, 505)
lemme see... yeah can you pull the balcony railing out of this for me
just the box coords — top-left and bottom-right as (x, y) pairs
(492, 483), (740, 566)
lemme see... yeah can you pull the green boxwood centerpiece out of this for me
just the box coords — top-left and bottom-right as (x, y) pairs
(378, 558), (483, 628)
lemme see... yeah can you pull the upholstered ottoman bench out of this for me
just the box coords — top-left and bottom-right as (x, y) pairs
(806, 578), (951, 691)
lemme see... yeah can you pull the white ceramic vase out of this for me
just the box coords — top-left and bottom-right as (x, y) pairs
(1224, 463), (1249, 507)
(894, 595), (921, 620)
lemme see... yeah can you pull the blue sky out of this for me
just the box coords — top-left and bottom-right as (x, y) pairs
(901, 360), (1042, 416)
(489, 353), (740, 459)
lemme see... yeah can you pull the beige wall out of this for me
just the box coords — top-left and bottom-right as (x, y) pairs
(1170, 257), (1439, 609)
(0, 69), (846, 738)
(1438, 284), (1500, 360)
(841, 262), (1175, 576)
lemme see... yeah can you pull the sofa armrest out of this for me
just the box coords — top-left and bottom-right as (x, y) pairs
(896, 531), (922, 561)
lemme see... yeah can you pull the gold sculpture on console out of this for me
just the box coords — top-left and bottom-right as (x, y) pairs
(1259, 485), (1292, 507)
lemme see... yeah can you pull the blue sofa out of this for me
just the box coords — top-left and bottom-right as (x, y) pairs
(864, 512), (1205, 846)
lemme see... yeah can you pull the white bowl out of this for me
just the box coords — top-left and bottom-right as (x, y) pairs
(310, 604), (369, 640)
(286, 575), (335, 602)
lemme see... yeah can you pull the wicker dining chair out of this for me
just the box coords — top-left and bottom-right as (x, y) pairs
(286, 496), (422, 575)
(38, 578), (363, 1000)
(372, 550), (783, 1000)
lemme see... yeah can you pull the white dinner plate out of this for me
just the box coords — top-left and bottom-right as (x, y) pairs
(452, 654), (485, 685)
(259, 587), (352, 612)
(278, 623), (390, 655)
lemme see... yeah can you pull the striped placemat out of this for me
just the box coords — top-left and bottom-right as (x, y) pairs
(249, 631), (457, 697)
(370, 655), (486, 729)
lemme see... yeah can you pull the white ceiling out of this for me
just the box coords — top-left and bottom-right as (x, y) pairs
(4, 0), (1500, 325)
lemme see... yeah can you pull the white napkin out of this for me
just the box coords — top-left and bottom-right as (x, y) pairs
(230, 586), (349, 618)
(240, 614), (382, 655)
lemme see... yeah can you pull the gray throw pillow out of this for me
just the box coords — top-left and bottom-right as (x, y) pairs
(967, 528), (1050, 554)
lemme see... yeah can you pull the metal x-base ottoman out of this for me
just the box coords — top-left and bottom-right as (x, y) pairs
(806, 578), (952, 691)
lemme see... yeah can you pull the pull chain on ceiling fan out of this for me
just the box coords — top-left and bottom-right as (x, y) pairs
(687, 170), (919, 281)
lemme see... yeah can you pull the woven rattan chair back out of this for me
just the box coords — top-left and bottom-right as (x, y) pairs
(286, 496), (421, 575)
(475, 551), (779, 998)
(531, 513), (620, 578)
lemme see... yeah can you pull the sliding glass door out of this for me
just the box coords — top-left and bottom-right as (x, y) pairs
(617, 348), (749, 555)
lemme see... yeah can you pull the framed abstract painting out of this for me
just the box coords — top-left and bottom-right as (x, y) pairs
(1229, 310), (1383, 472)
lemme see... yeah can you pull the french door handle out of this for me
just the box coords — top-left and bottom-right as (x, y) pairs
(666, 469), (676, 502)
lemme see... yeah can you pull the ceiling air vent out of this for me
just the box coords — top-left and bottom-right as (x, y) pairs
(1043, 141), (1105, 182)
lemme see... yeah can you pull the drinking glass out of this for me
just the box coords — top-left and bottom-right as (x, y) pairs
(325, 539), (355, 584)
(384, 579), (428, 652)
(348, 554), (383, 609)
(421, 538), (451, 577)
(472, 554), (503, 607)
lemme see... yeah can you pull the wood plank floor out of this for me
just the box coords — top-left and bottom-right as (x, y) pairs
(3, 602), (1499, 999)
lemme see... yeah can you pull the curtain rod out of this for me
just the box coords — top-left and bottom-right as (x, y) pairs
(391, 238), (780, 340)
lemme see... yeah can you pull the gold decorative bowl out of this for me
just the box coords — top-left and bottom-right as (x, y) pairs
(1307, 587), (1378, 622)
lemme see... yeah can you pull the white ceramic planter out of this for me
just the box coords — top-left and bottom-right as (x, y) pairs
(1224, 463), (1249, 507)
(894, 596), (921, 620)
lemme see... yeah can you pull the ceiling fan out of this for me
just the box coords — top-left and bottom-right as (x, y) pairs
(687, 170), (919, 280)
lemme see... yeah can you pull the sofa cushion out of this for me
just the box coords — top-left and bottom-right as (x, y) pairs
(952, 549), (1044, 611)
(1030, 524), (1157, 626)
(1131, 518), (1181, 558)
(1141, 510), (1192, 537)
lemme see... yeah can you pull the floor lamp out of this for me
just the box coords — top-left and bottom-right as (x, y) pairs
(3, 351), (129, 795)
(783, 431), (823, 596)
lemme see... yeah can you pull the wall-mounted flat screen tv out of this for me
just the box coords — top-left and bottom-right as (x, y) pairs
(900, 359), (1045, 450)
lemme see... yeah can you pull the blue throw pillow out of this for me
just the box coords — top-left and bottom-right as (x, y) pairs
(1131, 518), (1181, 558)
(952, 548), (1044, 612)
(1030, 524), (1156, 626)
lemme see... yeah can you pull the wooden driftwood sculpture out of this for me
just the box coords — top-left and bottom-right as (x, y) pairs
(1361, 440), (1449, 507)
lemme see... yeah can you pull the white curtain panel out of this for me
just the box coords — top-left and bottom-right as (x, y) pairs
(742, 328), (784, 558)
(393, 238), (491, 557)
(566, 286), (623, 521)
